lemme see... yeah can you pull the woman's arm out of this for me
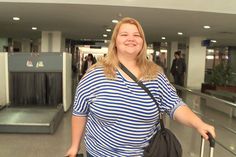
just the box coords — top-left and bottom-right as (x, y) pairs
(173, 105), (215, 139)
(65, 115), (87, 157)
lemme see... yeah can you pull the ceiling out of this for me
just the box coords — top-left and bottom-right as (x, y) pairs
(0, 2), (236, 46)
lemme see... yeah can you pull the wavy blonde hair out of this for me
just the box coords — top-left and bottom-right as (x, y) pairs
(91, 17), (162, 80)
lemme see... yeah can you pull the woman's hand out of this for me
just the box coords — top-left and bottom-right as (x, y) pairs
(65, 145), (79, 157)
(174, 105), (216, 140)
(196, 122), (216, 140)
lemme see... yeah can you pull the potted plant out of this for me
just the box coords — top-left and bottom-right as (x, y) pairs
(201, 62), (233, 93)
(209, 62), (233, 87)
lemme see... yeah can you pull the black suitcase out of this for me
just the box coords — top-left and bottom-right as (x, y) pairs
(200, 133), (215, 157)
(76, 154), (84, 157)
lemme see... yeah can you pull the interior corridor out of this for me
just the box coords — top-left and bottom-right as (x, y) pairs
(0, 80), (235, 157)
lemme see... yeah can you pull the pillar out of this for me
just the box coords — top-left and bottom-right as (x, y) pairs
(186, 37), (206, 89)
(0, 38), (8, 52)
(41, 31), (64, 52)
(21, 39), (31, 52)
(228, 46), (236, 73)
(168, 41), (178, 81)
(152, 42), (161, 63)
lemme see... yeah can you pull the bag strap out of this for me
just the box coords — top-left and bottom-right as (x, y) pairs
(119, 63), (165, 130)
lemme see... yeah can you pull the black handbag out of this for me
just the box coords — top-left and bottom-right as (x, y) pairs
(119, 63), (182, 157)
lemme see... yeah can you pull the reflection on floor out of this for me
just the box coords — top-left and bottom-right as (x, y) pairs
(0, 88), (235, 157)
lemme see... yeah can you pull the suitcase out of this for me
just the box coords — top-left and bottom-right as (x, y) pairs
(76, 154), (84, 157)
(200, 133), (215, 157)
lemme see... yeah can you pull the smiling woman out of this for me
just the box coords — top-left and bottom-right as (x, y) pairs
(116, 23), (143, 60)
(65, 17), (215, 157)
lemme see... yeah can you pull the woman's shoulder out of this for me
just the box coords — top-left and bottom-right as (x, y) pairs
(83, 65), (104, 78)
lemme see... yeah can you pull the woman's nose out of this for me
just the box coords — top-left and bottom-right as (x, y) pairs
(127, 35), (134, 41)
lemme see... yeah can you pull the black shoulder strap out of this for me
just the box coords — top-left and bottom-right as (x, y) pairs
(119, 63), (165, 129)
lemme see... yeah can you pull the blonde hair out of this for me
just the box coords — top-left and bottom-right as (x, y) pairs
(91, 17), (162, 80)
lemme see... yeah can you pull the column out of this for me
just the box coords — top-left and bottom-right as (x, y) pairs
(21, 39), (31, 52)
(228, 46), (236, 73)
(170, 41), (178, 66)
(41, 31), (64, 52)
(168, 41), (178, 81)
(8, 38), (14, 52)
(186, 37), (206, 89)
(0, 38), (8, 52)
(152, 42), (161, 63)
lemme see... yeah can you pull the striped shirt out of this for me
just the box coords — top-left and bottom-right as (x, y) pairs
(73, 67), (184, 157)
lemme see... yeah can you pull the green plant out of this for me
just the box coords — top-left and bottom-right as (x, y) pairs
(210, 62), (233, 86)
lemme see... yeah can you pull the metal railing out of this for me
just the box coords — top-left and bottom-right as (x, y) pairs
(174, 85), (236, 108)
(173, 84), (236, 156)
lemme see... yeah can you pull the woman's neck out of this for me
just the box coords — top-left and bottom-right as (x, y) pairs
(117, 55), (141, 80)
(117, 55), (137, 69)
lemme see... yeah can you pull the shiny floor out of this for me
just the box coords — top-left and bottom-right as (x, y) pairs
(0, 84), (236, 157)
(0, 105), (64, 133)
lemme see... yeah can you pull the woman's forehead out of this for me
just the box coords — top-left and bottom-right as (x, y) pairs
(118, 23), (139, 32)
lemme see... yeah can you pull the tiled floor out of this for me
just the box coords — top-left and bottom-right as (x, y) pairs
(0, 84), (235, 157)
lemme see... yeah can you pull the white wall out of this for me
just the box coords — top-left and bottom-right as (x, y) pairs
(63, 52), (72, 111)
(0, 53), (9, 106)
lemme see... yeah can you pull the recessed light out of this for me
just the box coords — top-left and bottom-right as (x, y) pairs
(161, 37), (166, 40)
(211, 40), (217, 43)
(13, 17), (20, 21)
(178, 32), (183, 35)
(203, 25), (211, 29)
(230, 146), (235, 150)
(112, 19), (119, 23)
(103, 34), (108, 37)
(106, 28), (112, 32)
(32, 27), (37, 30)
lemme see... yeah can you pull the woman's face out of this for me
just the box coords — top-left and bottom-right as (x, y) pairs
(116, 23), (143, 58)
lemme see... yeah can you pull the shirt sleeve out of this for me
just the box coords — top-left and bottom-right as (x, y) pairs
(157, 73), (186, 119)
(72, 70), (95, 116)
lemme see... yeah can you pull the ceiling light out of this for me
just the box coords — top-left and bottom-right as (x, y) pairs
(13, 17), (20, 21)
(161, 37), (166, 40)
(178, 32), (183, 35)
(203, 25), (211, 29)
(206, 55), (214, 60)
(160, 49), (167, 53)
(230, 146), (235, 150)
(112, 19), (119, 23)
(32, 27), (37, 30)
(207, 49), (214, 53)
(103, 34), (108, 37)
(106, 28), (112, 32)
(211, 40), (217, 43)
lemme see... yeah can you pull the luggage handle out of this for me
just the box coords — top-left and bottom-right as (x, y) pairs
(207, 132), (215, 148)
(200, 132), (215, 157)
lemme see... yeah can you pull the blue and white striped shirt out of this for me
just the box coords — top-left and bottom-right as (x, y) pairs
(73, 67), (184, 157)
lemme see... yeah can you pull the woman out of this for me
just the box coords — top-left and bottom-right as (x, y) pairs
(81, 53), (96, 76)
(66, 17), (215, 157)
